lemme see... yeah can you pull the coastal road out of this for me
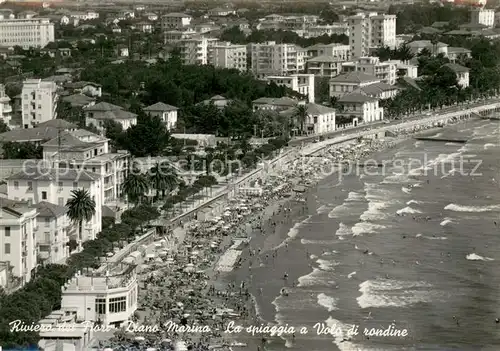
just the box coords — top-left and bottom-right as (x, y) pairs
(289, 97), (500, 146)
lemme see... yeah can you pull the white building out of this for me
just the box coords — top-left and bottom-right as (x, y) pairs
(143, 102), (178, 130)
(34, 201), (73, 264)
(306, 56), (343, 78)
(179, 37), (219, 65)
(389, 60), (418, 78)
(444, 63), (470, 88)
(160, 13), (192, 30)
(21, 78), (58, 129)
(303, 23), (349, 38)
(0, 84), (12, 127)
(470, 8), (494, 28)
(211, 42), (247, 72)
(280, 103), (336, 134)
(0, 18), (55, 49)
(337, 93), (384, 123)
(61, 263), (138, 327)
(407, 40), (448, 56)
(342, 56), (397, 85)
(7, 166), (103, 243)
(348, 13), (396, 58)
(306, 43), (350, 61)
(41, 129), (129, 205)
(329, 71), (380, 98)
(267, 74), (315, 103)
(249, 41), (307, 77)
(0, 198), (38, 286)
(84, 102), (137, 132)
(38, 312), (93, 351)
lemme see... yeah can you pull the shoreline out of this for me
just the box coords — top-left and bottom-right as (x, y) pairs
(219, 116), (478, 350)
(94, 115), (477, 351)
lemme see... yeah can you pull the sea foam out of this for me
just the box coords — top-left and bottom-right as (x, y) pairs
(445, 204), (500, 213)
(317, 293), (338, 312)
(466, 253), (494, 261)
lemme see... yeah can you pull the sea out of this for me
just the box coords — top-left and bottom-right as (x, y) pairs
(229, 118), (500, 351)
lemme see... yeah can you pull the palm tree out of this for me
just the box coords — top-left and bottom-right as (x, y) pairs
(66, 189), (96, 243)
(122, 166), (149, 206)
(149, 161), (179, 200)
(293, 104), (308, 136)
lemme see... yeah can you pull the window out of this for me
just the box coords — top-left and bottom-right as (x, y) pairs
(95, 298), (106, 315)
(41, 191), (47, 200)
(27, 181), (33, 190)
(109, 296), (126, 313)
(73, 182), (78, 189)
(44, 218), (50, 227)
(5, 227), (10, 237)
(4, 243), (10, 254)
(58, 197), (64, 206)
(58, 181), (63, 189)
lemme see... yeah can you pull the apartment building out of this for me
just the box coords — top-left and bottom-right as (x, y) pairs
(144, 102), (178, 130)
(21, 79), (58, 129)
(34, 201), (73, 264)
(84, 102), (137, 132)
(444, 63), (470, 88)
(306, 56), (343, 77)
(337, 93), (384, 124)
(160, 13), (192, 31)
(267, 74), (315, 103)
(342, 56), (397, 85)
(7, 167), (103, 243)
(249, 41), (307, 77)
(61, 263), (138, 327)
(0, 18), (55, 49)
(0, 198), (38, 287)
(348, 13), (396, 58)
(470, 8), (494, 28)
(163, 29), (196, 43)
(0, 84), (12, 127)
(179, 37), (219, 65)
(407, 40), (448, 56)
(329, 71), (380, 98)
(306, 43), (350, 61)
(303, 23), (349, 38)
(211, 42), (247, 72)
(41, 129), (129, 205)
(280, 102), (336, 135)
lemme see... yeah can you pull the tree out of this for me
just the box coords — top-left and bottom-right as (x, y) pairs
(123, 112), (170, 157)
(2, 142), (42, 159)
(149, 161), (179, 200)
(0, 120), (9, 133)
(121, 166), (149, 205)
(66, 189), (96, 243)
(293, 105), (308, 135)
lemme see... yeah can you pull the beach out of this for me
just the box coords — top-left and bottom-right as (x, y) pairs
(92, 115), (498, 351)
(224, 117), (500, 350)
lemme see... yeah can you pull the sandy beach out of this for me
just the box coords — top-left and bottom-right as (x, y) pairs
(93, 115), (473, 351)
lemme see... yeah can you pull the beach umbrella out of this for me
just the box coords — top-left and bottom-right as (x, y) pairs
(103, 349), (113, 351)
(134, 336), (145, 341)
(146, 348), (157, 351)
(146, 253), (155, 259)
(106, 252), (114, 257)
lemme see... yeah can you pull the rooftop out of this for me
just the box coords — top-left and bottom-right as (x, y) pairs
(38, 119), (77, 130)
(62, 94), (96, 107)
(359, 82), (398, 95)
(8, 166), (100, 182)
(407, 40), (448, 48)
(0, 198), (35, 217)
(144, 102), (178, 112)
(330, 72), (379, 84)
(84, 101), (123, 112)
(252, 96), (298, 106)
(443, 63), (469, 73)
(65, 81), (102, 89)
(34, 201), (67, 218)
(0, 127), (60, 143)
